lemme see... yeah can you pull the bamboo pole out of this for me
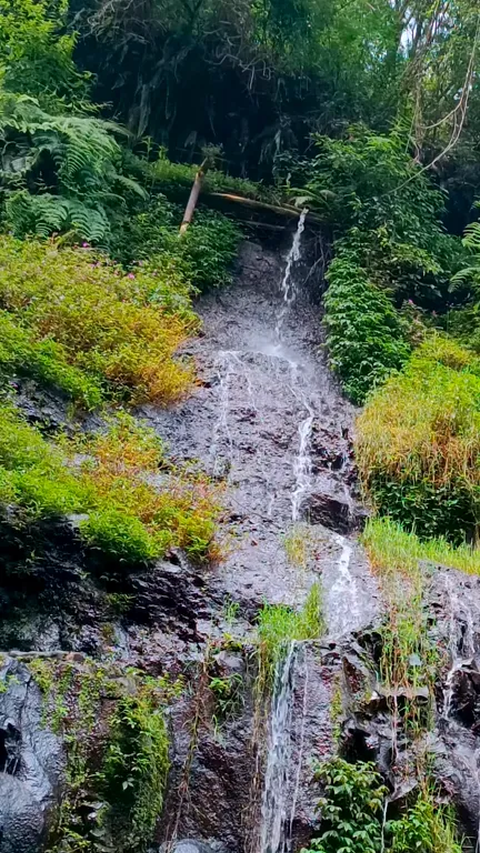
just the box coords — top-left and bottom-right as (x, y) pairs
(206, 192), (320, 222)
(179, 158), (209, 235)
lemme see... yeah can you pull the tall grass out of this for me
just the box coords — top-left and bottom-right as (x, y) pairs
(356, 334), (480, 542)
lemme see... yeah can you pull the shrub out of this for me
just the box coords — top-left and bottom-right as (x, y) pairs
(0, 236), (197, 405)
(0, 406), (222, 564)
(301, 760), (462, 853)
(0, 310), (102, 408)
(112, 196), (241, 291)
(324, 252), (410, 404)
(356, 335), (480, 541)
(300, 758), (388, 853)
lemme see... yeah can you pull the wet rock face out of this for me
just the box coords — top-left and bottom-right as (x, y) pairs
(0, 236), (378, 853)
(0, 657), (64, 853)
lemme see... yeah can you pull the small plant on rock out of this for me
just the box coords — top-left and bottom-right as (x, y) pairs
(301, 758), (388, 853)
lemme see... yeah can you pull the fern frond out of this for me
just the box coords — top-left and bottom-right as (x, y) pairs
(462, 221), (480, 252)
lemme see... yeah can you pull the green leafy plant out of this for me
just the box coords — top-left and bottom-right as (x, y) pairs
(324, 251), (410, 404)
(0, 88), (145, 246)
(112, 196), (241, 291)
(301, 758), (388, 853)
(30, 658), (171, 853)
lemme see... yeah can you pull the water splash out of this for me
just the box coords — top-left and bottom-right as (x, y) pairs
(259, 642), (305, 853)
(275, 210), (307, 339)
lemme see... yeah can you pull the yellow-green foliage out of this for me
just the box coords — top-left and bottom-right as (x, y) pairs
(0, 406), (222, 564)
(362, 517), (480, 579)
(0, 236), (197, 405)
(356, 334), (480, 542)
(0, 310), (102, 408)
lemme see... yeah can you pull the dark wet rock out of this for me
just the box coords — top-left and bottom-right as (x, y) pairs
(0, 657), (64, 853)
(301, 489), (368, 533)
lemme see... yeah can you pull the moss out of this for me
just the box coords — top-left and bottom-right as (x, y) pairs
(29, 657), (173, 853)
(0, 406), (222, 565)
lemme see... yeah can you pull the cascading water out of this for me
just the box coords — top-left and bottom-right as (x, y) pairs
(275, 210), (307, 339)
(259, 643), (305, 853)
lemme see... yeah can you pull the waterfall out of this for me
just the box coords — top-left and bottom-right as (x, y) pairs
(275, 210), (307, 340)
(259, 642), (306, 853)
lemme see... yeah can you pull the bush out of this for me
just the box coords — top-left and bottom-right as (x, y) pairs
(0, 406), (222, 564)
(356, 335), (480, 541)
(112, 196), (241, 291)
(324, 252), (410, 404)
(301, 758), (387, 853)
(0, 310), (102, 408)
(0, 235), (197, 405)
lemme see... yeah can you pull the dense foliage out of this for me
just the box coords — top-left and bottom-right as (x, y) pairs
(301, 760), (462, 853)
(324, 252), (411, 404)
(356, 336), (480, 542)
(0, 407), (222, 563)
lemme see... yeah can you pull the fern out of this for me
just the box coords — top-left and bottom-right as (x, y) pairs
(451, 221), (480, 287)
(0, 88), (145, 245)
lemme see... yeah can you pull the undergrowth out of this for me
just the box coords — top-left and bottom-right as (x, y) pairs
(29, 657), (176, 853)
(301, 758), (463, 853)
(0, 235), (199, 406)
(324, 251), (411, 405)
(356, 334), (480, 542)
(0, 406), (222, 564)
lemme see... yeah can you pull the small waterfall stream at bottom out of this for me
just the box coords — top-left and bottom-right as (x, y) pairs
(259, 642), (308, 853)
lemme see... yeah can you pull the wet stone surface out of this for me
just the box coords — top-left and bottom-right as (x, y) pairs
(142, 239), (376, 624)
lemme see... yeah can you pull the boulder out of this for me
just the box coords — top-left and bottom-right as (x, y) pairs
(0, 657), (64, 853)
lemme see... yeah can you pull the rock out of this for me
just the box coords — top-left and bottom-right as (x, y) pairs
(301, 490), (368, 534)
(161, 840), (225, 853)
(0, 657), (64, 853)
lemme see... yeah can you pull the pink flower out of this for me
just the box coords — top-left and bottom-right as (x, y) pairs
(408, 299), (414, 305)
(82, 242), (90, 248)
(127, 273), (135, 280)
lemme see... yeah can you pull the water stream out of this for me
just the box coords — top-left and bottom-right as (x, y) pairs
(259, 642), (305, 853)
(149, 218), (380, 850)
